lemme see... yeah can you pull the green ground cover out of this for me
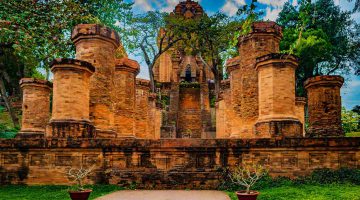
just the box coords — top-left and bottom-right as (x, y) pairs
(226, 184), (360, 200)
(346, 132), (360, 137)
(0, 184), (359, 200)
(0, 185), (123, 200)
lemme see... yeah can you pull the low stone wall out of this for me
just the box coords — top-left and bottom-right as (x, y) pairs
(0, 138), (359, 189)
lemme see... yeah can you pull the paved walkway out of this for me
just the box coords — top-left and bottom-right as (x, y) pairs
(96, 190), (231, 200)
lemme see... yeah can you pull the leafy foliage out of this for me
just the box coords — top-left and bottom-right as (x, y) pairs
(277, 0), (360, 96)
(221, 167), (360, 192)
(342, 107), (360, 133)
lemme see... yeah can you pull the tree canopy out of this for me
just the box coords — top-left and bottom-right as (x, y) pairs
(277, 0), (360, 96)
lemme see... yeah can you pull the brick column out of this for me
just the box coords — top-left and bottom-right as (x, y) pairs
(304, 75), (344, 137)
(71, 24), (120, 135)
(254, 53), (302, 138)
(18, 78), (52, 138)
(135, 78), (151, 138)
(228, 21), (283, 138)
(49, 58), (95, 138)
(295, 97), (306, 136)
(113, 58), (139, 137)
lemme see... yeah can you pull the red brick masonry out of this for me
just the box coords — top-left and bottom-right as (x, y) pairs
(0, 138), (358, 189)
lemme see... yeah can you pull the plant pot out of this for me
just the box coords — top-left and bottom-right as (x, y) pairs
(236, 190), (259, 200)
(68, 189), (92, 200)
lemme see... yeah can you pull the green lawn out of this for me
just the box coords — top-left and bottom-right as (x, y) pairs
(346, 132), (360, 137)
(226, 184), (360, 200)
(0, 184), (359, 200)
(0, 185), (124, 200)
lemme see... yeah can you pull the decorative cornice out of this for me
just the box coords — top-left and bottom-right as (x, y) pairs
(71, 24), (120, 48)
(239, 21), (283, 45)
(19, 78), (52, 89)
(304, 75), (344, 89)
(225, 56), (241, 73)
(115, 58), (140, 75)
(255, 53), (298, 71)
(50, 58), (95, 73)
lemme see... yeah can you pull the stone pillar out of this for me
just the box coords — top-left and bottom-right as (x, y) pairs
(18, 78), (52, 138)
(71, 24), (120, 135)
(135, 78), (151, 138)
(295, 97), (306, 136)
(228, 21), (283, 138)
(304, 75), (344, 137)
(113, 58), (139, 137)
(49, 58), (95, 138)
(254, 53), (302, 138)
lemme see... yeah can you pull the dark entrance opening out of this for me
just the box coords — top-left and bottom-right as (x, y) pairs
(185, 66), (192, 82)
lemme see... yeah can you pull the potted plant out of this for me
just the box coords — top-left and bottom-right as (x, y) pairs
(66, 165), (94, 200)
(228, 164), (268, 200)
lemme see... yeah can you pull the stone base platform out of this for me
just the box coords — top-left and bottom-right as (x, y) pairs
(0, 138), (359, 188)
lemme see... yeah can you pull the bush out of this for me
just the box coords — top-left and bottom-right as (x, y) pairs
(219, 168), (360, 191)
(304, 168), (360, 185)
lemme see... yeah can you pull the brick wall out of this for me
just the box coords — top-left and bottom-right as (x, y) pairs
(0, 138), (358, 188)
(178, 88), (202, 138)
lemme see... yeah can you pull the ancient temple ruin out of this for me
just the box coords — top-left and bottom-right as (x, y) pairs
(0, 0), (358, 189)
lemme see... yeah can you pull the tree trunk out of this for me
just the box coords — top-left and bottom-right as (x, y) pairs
(0, 73), (19, 128)
(148, 64), (156, 93)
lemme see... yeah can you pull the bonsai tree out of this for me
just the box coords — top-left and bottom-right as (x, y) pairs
(228, 163), (268, 198)
(66, 165), (95, 200)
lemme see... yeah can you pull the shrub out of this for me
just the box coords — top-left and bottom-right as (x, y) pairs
(219, 167), (360, 191)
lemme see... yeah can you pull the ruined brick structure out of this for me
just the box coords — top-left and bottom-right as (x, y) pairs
(1, 0), (358, 189)
(154, 0), (214, 138)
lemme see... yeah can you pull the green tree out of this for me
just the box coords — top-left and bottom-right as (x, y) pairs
(131, 11), (197, 92)
(342, 107), (360, 133)
(0, 0), (133, 127)
(277, 0), (360, 96)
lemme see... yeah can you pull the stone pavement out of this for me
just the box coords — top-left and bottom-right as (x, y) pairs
(95, 190), (231, 200)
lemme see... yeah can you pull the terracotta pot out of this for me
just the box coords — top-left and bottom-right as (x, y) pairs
(236, 190), (259, 200)
(68, 189), (92, 200)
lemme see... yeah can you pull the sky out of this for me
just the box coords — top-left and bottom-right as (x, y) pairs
(124, 0), (360, 110)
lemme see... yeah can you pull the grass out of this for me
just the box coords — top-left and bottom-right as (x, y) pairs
(0, 185), (124, 200)
(0, 184), (359, 200)
(346, 132), (360, 137)
(226, 184), (360, 200)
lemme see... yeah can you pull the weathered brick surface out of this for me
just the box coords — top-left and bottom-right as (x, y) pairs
(295, 97), (306, 136)
(113, 58), (139, 137)
(216, 80), (232, 138)
(72, 24), (120, 134)
(135, 79), (155, 139)
(227, 22), (282, 138)
(18, 78), (52, 137)
(178, 88), (202, 138)
(254, 54), (302, 137)
(48, 58), (96, 138)
(0, 138), (359, 188)
(305, 75), (344, 137)
(50, 58), (95, 122)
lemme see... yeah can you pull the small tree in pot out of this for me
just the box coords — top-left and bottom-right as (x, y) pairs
(228, 164), (268, 200)
(66, 165), (94, 200)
